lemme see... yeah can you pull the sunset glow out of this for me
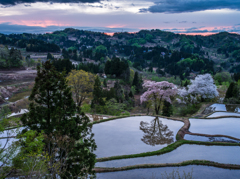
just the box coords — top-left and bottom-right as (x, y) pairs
(0, 0), (239, 35)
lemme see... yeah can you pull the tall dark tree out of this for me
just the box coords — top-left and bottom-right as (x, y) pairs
(132, 71), (143, 93)
(225, 82), (238, 99)
(92, 75), (105, 107)
(21, 61), (96, 178)
(107, 87), (116, 101)
(103, 78), (107, 87)
(129, 90), (134, 98)
(9, 48), (22, 67)
(132, 71), (139, 87)
(162, 100), (173, 117)
(114, 80), (124, 102)
(47, 52), (54, 60)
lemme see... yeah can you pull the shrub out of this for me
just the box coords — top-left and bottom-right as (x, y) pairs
(81, 104), (91, 113)
(176, 103), (201, 117)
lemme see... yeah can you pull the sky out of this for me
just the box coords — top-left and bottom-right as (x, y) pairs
(0, 0), (240, 35)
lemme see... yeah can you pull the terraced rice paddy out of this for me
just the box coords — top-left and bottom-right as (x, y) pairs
(1, 104), (240, 178)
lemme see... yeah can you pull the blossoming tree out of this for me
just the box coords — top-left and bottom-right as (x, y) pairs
(140, 81), (177, 115)
(188, 73), (218, 100)
(178, 74), (218, 104)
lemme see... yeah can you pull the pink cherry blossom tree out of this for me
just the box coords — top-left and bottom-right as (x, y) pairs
(140, 81), (177, 115)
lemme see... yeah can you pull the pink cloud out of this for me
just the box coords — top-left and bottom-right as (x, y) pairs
(106, 24), (126, 28)
(0, 20), (70, 27)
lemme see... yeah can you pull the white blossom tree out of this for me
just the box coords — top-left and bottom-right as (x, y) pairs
(140, 81), (177, 115)
(178, 74), (218, 104)
(177, 88), (198, 105)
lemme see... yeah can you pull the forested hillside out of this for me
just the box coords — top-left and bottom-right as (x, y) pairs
(1, 28), (240, 75)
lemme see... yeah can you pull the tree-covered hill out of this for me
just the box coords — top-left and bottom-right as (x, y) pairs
(0, 28), (240, 74)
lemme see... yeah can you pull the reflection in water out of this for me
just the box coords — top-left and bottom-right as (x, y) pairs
(140, 117), (174, 146)
(225, 105), (240, 113)
(205, 104), (240, 114)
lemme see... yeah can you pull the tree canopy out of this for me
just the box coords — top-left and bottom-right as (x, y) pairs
(141, 81), (177, 115)
(67, 69), (95, 107)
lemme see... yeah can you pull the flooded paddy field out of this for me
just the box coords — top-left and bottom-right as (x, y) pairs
(189, 118), (240, 139)
(97, 165), (240, 179)
(96, 144), (240, 168)
(92, 116), (183, 158)
(207, 112), (240, 118)
(184, 134), (240, 143)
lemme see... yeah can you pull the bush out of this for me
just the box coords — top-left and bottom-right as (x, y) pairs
(81, 104), (91, 113)
(214, 72), (232, 85)
(176, 103), (201, 117)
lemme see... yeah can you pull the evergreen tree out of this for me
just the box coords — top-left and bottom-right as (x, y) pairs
(47, 52), (54, 60)
(21, 61), (96, 178)
(124, 90), (129, 101)
(92, 75), (105, 107)
(106, 87), (116, 101)
(162, 100), (173, 117)
(129, 90), (134, 98)
(114, 80), (124, 102)
(132, 71), (139, 88)
(148, 66), (153, 73)
(132, 72), (143, 93)
(103, 78), (107, 87)
(184, 80), (189, 87)
(9, 48), (22, 67)
(225, 82), (238, 99)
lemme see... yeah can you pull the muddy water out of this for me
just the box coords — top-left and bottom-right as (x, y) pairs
(92, 116), (183, 158)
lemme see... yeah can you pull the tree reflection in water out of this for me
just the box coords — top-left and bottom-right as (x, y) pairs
(140, 117), (174, 146)
(225, 105), (240, 113)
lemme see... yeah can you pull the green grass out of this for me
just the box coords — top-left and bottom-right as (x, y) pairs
(9, 91), (31, 102)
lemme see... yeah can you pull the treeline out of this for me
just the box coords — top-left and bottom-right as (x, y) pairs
(0, 34), (60, 52)
(52, 59), (75, 74)
(105, 57), (129, 78)
(25, 40), (60, 52)
(77, 63), (103, 74)
(165, 55), (215, 78)
(51, 58), (104, 74)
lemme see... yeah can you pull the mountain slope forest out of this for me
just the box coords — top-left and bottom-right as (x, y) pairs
(1, 29), (240, 76)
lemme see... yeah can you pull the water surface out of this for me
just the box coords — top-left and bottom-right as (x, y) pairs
(93, 116), (183, 158)
(0, 128), (21, 148)
(207, 112), (240, 118)
(189, 118), (240, 138)
(97, 165), (240, 179)
(96, 144), (240, 168)
(184, 134), (240, 143)
(206, 104), (240, 113)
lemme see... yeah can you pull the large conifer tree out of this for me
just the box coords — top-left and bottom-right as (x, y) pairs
(132, 71), (143, 93)
(92, 75), (105, 106)
(21, 61), (96, 178)
(225, 82), (237, 99)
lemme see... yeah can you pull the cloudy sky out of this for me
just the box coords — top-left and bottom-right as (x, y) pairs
(0, 0), (240, 35)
